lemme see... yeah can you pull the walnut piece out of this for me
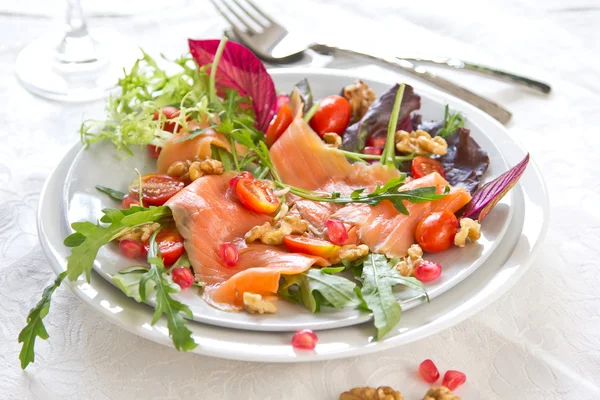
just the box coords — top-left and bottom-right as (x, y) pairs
(395, 130), (448, 156)
(243, 292), (277, 314)
(394, 244), (423, 276)
(330, 244), (369, 264)
(454, 218), (481, 247)
(340, 386), (403, 400)
(244, 215), (309, 245)
(423, 386), (461, 400)
(324, 132), (342, 148)
(116, 222), (160, 242)
(166, 157), (224, 182)
(343, 80), (377, 121)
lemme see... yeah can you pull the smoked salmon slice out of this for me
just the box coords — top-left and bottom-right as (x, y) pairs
(166, 172), (326, 310)
(270, 118), (471, 257)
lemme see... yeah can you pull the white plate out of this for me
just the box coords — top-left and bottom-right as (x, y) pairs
(38, 68), (548, 362)
(61, 69), (514, 332)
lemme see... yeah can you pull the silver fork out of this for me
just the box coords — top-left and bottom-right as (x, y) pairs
(209, 0), (526, 124)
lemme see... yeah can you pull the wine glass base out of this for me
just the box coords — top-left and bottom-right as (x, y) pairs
(15, 31), (142, 103)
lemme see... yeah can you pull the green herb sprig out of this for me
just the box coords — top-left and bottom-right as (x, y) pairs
(436, 104), (465, 138)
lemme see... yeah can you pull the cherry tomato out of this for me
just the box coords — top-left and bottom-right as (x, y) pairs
(265, 104), (293, 147)
(144, 228), (185, 266)
(128, 174), (184, 206)
(122, 193), (144, 208)
(362, 146), (383, 156)
(412, 156), (446, 179)
(415, 211), (459, 253)
(235, 178), (281, 214)
(326, 219), (348, 245)
(219, 242), (239, 267)
(229, 171), (253, 189)
(309, 95), (351, 137)
(153, 106), (181, 133)
(147, 144), (161, 159)
(172, 267), (194, 289)
(283, 235), (339, 258)
(119, 239), (146, 259)
(366, 136), (387, 148)
(414, 260), (442, 282)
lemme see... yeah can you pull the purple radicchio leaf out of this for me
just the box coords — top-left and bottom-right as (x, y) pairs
(462, 153), (530, 221)
(439, 127), (490, 193)
(188, 39), (276, 132)
(341, 84), (420, 153)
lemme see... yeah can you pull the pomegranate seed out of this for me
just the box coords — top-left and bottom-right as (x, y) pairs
(419, 359), (440, 383)
(415, 260), (442, 282)
(362, 146), (383, 156)
(291, 329), (318, 350)
(229, 171), (253, 188)
(219, 242), (239, 267)
(366, 136), (387, 148)
(172, 267), (195, 289)
(119, 240), (146, 259)
(442, 370), (466, 391)
(326, 219), (348, 245)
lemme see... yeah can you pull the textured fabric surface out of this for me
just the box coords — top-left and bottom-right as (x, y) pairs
(1, 0), (599, 399)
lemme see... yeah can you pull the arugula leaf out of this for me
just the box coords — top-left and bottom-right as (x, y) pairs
(112, 266), (155, 302)
(65, 206), (171, 282)
(279, 269), (361, 312)
(139, 231), (197, 351)
(211, 144), (235, 171)
(95, 185), (126, 201)
(436, 104), (465, 138)
(360, 254), (403, 339)
(172, 252), (191, 268)
(18, 271), (66, 370)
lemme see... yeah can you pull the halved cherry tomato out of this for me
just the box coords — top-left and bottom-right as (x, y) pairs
(265, 104), (293, 147)
(144, 228), (185, 266)
(119, 239), (146, 259)
(122, 193), (144, 208)
(362, 146), (383, 156)
(283, 235), (339, 258)
(229, 171), (253, 189)
(412, 156), (446, 179)
(128, 174), (184, 206)
(415, 210), (459, 253)
(366, 136), (387, 148)
(235, 178), (280, 214)
(147, 144), (161, 159)
(309, 95), (351, 137)
(153, 106), (181, 133)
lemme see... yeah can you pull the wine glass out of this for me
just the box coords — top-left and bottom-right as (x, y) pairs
(15, 0), (141, 102)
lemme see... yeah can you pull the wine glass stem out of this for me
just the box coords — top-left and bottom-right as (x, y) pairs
(56, 0), (99, 64)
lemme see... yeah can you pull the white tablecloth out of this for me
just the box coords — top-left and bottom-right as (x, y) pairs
(1, 0), (599, 398)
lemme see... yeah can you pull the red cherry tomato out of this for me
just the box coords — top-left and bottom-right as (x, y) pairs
(121, 193), (144, 208)
(265, 104), (293, 147)
(414, 260), (442, 282)
(172, 267), (194, 289)
(144, 228), (185, 266)
(229, 171), (253, 189)
(283, 235), (339, 258)
(309, 95), (351, 137)
(442, 370), (467, 391)
(128, 174), (184, 206)
(219, 242), (239, 267)
(153, 106), (181, 133)
(235, 178), (281, 214)
(326, 219), (348, 245)
(147, 144), (161, 159)
(362, 146), (383, 156)
(415, 211), (459, 253)
(412, 156), (446, 179)
(119, 240), (146, 259)
(366, 136), (387, 148)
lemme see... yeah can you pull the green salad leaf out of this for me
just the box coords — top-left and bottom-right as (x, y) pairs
(18, 271), (66, 370)
(112, 266), (154, 302)
(95, 185), (126, 201)
(280, 268), (361, 313)
(360, 254), (404, 339)
(436, 104), (465, 138)
(139, 231), (197, 351)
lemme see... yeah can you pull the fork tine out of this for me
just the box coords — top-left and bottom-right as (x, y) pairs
(230, 0), (269, 28)
(241, 0), (278, 26)
(218, 0), (259, 34)
(210, 0), (247, 32)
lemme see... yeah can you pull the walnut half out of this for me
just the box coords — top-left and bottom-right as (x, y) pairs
(244, 215), (309, 245)
(343, 80), (377, 122)
(243, 292), (277, 314)
(394, 244), (423, 277)
(395, 130), (448, 156)
(423, 386), (461, 400)
(330, 244), (369, 264)
(340, 386), (403, 400)
(454, 218), (481, 248)
(166, 157), (224, 182)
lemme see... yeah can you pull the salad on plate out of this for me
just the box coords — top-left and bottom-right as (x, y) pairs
(19, 38), (529, 369)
